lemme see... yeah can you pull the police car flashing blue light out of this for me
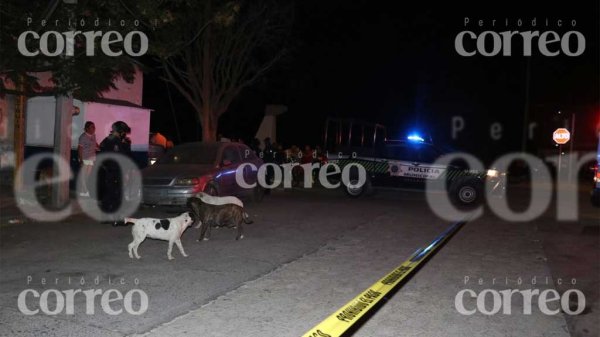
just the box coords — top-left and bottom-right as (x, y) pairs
(407, 134), (425, 142)
(327, 133), (505, 203)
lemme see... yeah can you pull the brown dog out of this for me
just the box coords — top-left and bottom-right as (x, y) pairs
(187, 197), (252, 241)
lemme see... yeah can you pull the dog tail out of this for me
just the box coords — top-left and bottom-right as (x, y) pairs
(124, 217), (136, 225)
(242, 212), (253, 224)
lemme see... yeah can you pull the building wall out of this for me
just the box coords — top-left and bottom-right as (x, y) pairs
(25, 96), (86, 149)
(29, 68), (144, 106)
(85, 102), (150, 152)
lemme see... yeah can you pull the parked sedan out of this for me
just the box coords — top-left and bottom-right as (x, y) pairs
(142, 142), (264, 206)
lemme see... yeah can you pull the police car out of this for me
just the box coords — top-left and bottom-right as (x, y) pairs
(327, 134), (504, 205)
(592, 136), (600, 207)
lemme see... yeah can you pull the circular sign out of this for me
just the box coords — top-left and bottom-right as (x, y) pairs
(553, 128), (570, 145)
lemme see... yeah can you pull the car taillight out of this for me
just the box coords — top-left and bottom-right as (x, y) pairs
(595, 165), (600, 182)
(193, 175), (212, 193)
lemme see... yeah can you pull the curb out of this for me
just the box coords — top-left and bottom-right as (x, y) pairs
(0, 197), (87, 227)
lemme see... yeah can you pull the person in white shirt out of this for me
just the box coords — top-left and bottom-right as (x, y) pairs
(77, 121), (99, 197)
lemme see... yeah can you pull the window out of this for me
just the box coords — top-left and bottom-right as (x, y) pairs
(222, 146), (241, 164)
(383, 145), (418, 162)
(417, 145), (441, 163)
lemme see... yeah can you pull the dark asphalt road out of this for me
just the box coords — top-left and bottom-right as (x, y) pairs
(0, 185), (597, 337)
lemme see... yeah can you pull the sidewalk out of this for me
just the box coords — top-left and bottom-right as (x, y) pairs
(0, 186), (22, 226)
(0, 187), (85, 226)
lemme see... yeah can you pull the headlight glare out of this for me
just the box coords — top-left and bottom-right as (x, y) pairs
(486, 169), (500, 178)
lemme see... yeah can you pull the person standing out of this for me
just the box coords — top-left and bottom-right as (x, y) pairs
(77, 121), (99, 197)
(99, 121), (132, 225)
(263, 137), (275, 192)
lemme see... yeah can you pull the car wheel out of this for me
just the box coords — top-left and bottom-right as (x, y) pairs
(345, 179), (363, 197)
(344, 178), (371, 198)
(204, 183), (218, 196)
(458, 185), (477, 203)
(451, 178), (482, 206)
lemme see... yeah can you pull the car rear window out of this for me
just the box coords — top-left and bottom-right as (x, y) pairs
(222, 146), (242, 164)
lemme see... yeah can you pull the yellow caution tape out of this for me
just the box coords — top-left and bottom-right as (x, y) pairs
(302, 221), (467, 337)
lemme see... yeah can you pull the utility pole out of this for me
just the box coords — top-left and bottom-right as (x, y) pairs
(52, 95), (73, 208)
(13, 77), (26, 192)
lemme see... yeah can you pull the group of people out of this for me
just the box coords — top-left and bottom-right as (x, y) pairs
(77, 120), (133, 225)
(248, 137), (327, 187)
(248, 137), (325, 165)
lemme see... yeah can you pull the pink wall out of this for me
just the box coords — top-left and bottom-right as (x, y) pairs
(85, 102), (150, 151)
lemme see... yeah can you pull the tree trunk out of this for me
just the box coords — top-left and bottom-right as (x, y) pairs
(13, 76), (26, 192)
(200, 107), (218, 142)
(201, 0), (215, 142)
(52, 95), (73, 208)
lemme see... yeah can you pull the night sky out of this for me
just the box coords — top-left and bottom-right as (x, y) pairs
(142, 1), (599, 162)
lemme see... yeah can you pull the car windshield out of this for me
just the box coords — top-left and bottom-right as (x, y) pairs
(157, 144), (218, 165)
(382, 145), (418, 162)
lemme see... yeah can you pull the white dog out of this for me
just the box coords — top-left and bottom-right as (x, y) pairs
(195, 192), (244, 208)
(125, 212), (194, 260)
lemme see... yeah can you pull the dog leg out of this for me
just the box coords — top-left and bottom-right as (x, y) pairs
(129, 238), (143, 259)
(242, 212), (253, 224)
(167, 240), (175, 260)
(133, 240), (143, 259)
(235, 223), (244, 240)
(130, 225), (145, 259)
(205, 223), (212, 240)
(197, 222), (211, 242)
(197, 223), (204, 241)
(128, 241), (135, 259)
(175, 239), (188, 257)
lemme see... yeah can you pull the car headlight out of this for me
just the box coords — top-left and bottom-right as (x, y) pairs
(486, 169), (500, 178)
(174, 177), (200, 186)
(149, 158), (157, 165)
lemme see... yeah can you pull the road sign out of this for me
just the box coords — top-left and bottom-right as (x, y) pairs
(553, 128), (570, 145)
